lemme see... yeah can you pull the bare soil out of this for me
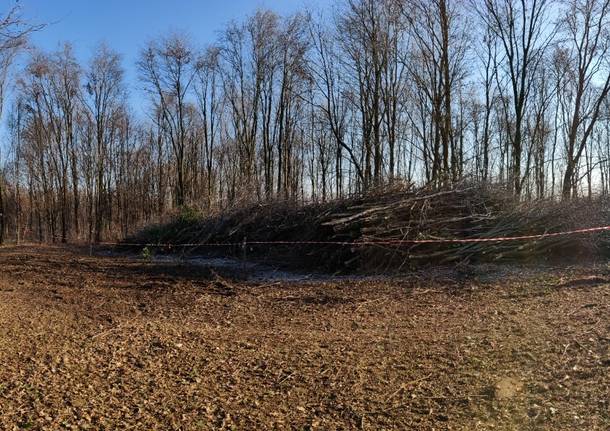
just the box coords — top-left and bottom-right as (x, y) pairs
(0, 245), (608, 430)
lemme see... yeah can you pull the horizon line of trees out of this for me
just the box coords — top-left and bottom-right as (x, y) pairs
(2, 0), (610, 244)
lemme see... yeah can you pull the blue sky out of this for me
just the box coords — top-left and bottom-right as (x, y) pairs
(6, 0), (328, 115)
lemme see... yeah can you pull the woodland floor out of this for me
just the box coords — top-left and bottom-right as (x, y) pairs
(0, 246), (608, 430)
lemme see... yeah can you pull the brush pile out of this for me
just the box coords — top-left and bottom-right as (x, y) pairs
(131, 183), (610, 272)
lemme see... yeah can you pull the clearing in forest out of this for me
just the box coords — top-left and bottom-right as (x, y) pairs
(0, 245), (608, 430)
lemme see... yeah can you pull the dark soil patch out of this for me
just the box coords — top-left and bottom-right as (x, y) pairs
(0, 245), (608, 430)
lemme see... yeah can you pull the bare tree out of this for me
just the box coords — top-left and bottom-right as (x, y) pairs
(194, 46), (222, 207)
(559, 0), (610, 198)
(138, 34), (200, 207)
(0, 4), (40, 244)
(84, 43), (125, 241)
(477, 0), (555, 196)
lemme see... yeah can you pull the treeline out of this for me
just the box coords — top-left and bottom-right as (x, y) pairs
(1, 0), (610, 243)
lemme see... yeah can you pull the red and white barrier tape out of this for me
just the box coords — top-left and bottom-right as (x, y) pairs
(99, 225), (610, 248)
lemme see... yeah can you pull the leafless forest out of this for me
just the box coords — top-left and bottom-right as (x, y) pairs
(0, 0), (610, 245)
(1, 2), (610, 429)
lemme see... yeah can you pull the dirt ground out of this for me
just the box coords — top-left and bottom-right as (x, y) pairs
(0, 246), (608, 430)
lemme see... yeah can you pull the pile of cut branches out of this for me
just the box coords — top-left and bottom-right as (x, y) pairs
(130, 183), (610, 273)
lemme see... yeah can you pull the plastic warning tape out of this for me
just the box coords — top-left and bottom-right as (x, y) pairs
(98, 225), (610, 248)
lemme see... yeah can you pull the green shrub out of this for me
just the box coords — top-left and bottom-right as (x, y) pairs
(177, 206), (202, 225)
(141, 246), (152, 260)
